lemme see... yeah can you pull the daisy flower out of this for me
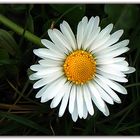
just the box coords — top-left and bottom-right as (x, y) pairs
(29, 16), (135, 122)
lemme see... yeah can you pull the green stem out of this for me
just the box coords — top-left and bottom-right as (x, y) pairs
(0, 14), (43, 47)
(125, 83), (140, 88)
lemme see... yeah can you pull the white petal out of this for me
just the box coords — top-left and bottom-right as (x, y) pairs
(94, 77), (121, 103)
(83, 17), (95, 46)
(82, 99), (88, 119)
(97, 70), (128, 83)
(48, 29), (69, 54)
(77, 16), (88, 49)
(50, 82), (69, 108)
(94, 81), (114, 104)
(89, 33), (110, 52)
(116, 61), (129, 66)
(85, 27), (101, 50)
(33, 78), (49, 89)
(105, 64), (129, 72)
(71, 100), (78, 122)
(35, 85), (49, 98)
(77, 21), (83, 49)
(69, 85), (76, 114)
(96, 74), (127, 95)
(77, 86), (84, 118)
(83, 84), (94, 115)
(108, 39), (129, 51)
(60, 21), (77, 50)
(98, 47), (129, 58)
(94, 24), (113, 42)
(98, 24), (113, 38)
(96, 40), (129, 56)
(41, 39), (65, 55)
(30, 64), (46, 72)
(100, 64), (129, 72)
(104, 30), (124, 47)
(97, 66), (125, 77)
(29, 73), (42, 81)
(93, 30), (124, 53)
(38, 59), (63, 67)
(41, 77), (66, 103)
(81, 16), (88, 24)
(104, 105), (110, 116)
(96, 57), (125, 65)
(110, 39), (129, 50)
(33, 71), (63, 89)
(52, 29), (72, 52)
(88, 82), (109, 116)
(33, 49), (63, 60)
(35, 67), (62, 77)
(124, 67), (136, 74)
(84, 17), (95, 38)
(59, 82), (72, 117)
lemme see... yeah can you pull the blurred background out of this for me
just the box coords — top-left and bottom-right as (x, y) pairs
(0, 4), (140, 135)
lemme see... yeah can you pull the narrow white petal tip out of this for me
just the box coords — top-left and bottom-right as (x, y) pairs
(72, 118), (78, 122)
(41, 39), (46, 44)
(82, 16), (88, 21)
(48, 29), (52, 32)
(33, 84), (38, 89)
(129, 67), (136, 73)
(95, 16), (100, 20)
(40, 95), (48, 103)
(47, 29), (53, 37)
(72, 113), (78, 122)
(116, 99), (122, 104)
(114, 29), (124, 38)
(30, 65), (36, 71)
(108, 100), (114, 105)
(29, 75), (34, 80)
(58, 113), (63, 117)
(50, 103), (54, 109)
(89, 111), (94, 116)
(110, 23), (113, 27)
(40, 100), (44, 103)
(33, 80), (46, 89)
(78, 114), (83, 119)
(102, 106), (110, 116)
(124, 67), (136, 74)
(35, 94), (40, 99)
(33, 49), (38, 55)
(119, 29), (124, 34)
(104, 111), (110, 116)
(125, 39), (130, 45)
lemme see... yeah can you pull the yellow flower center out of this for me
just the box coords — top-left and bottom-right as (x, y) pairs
(63, 50), (96, 84)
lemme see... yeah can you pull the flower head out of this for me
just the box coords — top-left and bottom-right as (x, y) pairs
(29, 16), (135, 122)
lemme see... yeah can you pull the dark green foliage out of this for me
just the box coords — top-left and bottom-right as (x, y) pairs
(0, 4), (140, 135)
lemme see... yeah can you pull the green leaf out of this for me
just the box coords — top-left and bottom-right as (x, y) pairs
(117, 123), (140, 132)
(0, 66), (5, 78)
(103, 4), (139, 31)
(0, 122), (19, 134)
(27, 13), (34, 33)
(9, 4), (27, 13)
(0, 112), (50, 134)
(0, 48), (18, 66)
(50, 4), (76, 13)
(129, 24), (140, 50)
(0, 48), (9, 59)
(0, 48), (9, 65)
(0, 4), (6, 15)
(0, 29), (19, 56)
(43, 19), (55, 31)
(50, 4), (86, 30)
